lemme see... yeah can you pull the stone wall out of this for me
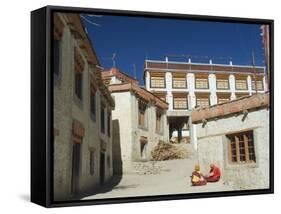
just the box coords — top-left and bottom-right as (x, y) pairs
(53, 14), (113, 201)
(195, 108), (270, 190)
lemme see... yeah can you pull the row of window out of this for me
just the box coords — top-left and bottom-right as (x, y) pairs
(150, 76), (264, 91)
(53, 36), (111, 137)
(172, 94), (247, 109)
(138, 101), (163, 133)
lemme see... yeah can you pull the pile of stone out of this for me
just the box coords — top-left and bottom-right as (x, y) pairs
(151, 141), (189, 161)
(132, 161), (164, 175)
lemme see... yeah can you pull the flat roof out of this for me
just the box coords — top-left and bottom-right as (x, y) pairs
(192, 92), (269, 124)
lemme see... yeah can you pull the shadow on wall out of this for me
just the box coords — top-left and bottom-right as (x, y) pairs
(112, 119), (123, 175)
(74, 119), (123, 199)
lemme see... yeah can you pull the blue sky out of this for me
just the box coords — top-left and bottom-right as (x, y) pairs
(82, 14), (265, 85)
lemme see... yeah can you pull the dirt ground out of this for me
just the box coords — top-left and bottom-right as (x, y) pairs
(83, 159), (234, 200)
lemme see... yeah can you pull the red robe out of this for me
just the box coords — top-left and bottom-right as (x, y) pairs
(206, 166), (221, 182)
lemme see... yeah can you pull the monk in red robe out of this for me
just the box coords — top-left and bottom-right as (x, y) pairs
(205, 164), (221, 182)
(191, 164), (207, 186)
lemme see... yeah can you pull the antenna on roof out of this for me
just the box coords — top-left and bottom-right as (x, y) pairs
(112, 53), (116, 67)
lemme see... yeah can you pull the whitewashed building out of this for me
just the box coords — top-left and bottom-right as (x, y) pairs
(191, 93), (270, 189)
(102, 68), (169, 173)
(53, 13), (115, 200)
(144, 58), (268, 148)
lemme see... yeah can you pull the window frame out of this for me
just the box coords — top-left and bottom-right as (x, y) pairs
(227, 130), (256, 164)
(196, 97), (210, 108)
(155, 109), (163, 134)
(100, 102), (105, 134)
(217, 93), (231, 104)
(150, 75), (166, 88)
(251, 79), (264, 91)
(173, 96), (188, 110)
(138, 100), (147, 128)
(216, 78), (230, 90)
(172, 76), (187, 89)
(74, 71), (83, 101)
(90, 85), (96, 121)
(235, 79), (248, 90)
(195, 77), (209, 89)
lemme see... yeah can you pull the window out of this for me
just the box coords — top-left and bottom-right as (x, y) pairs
(53, 38), (61, 76)
(196, 94), (210, 108)
(75, 72), (83, 100)
(235, 79), (248, 90)
(138, 100), (147, 127)
(217, 94), (231, 104)
(90, 84), (96, 120)
(156, 109), (162, 133)
(227, 131), (256, 164)
(107, 112), (111, 137)
(195, 78), (209, 89)
(100, 103), (105, 133)
(173, 94), (188, 109)
(140, 136), (148, 158)
(252, 80), (264, 91)
(216, 79), (229, 89)
(151, 76), (165, 88)
(172, 76), (186, 88)
(196, 98), (209, 108)
(89, 150), (95, 175)
(74, 48), (85, 100)
(235, 93), (249, 99)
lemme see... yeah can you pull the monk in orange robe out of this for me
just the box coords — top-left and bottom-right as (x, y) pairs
(191, 164), (207, 186)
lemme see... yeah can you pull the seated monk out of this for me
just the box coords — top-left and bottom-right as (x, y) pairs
(205, 163), (221, 182)
(191, 164), (207, 186)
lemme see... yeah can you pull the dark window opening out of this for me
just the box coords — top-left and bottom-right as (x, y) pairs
(75, 72), (83, 100)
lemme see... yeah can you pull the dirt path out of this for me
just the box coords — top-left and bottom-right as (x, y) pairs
(83, 159), (233, 200)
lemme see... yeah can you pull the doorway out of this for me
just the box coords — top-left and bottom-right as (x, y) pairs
(100, 152), (105, 185)
(71, 143), (81, 195)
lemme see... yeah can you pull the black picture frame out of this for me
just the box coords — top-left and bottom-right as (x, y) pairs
(31, 5), (274, 208)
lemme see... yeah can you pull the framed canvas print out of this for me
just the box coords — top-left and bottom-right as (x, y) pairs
(31, 5), (274, 207)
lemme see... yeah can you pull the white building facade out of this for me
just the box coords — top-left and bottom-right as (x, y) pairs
(102, 68), (169, 173)
(191, 93), (270, 190)
(144, 59), (267, 148)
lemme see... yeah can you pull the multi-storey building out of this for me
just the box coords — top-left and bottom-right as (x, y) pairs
(102, 68), (169, 173)
(53, 13), (115, 200)
(144, 58), (267, 147)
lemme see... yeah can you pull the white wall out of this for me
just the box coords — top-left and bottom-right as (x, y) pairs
(111, 91), (169, 172)
(111, 92), (133, 173)
(196, 108), (270, 190)
(1, 0), (279, 214)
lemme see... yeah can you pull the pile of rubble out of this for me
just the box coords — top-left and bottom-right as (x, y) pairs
(132, 161), (166, 175)
(151, 141), (190, 161)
